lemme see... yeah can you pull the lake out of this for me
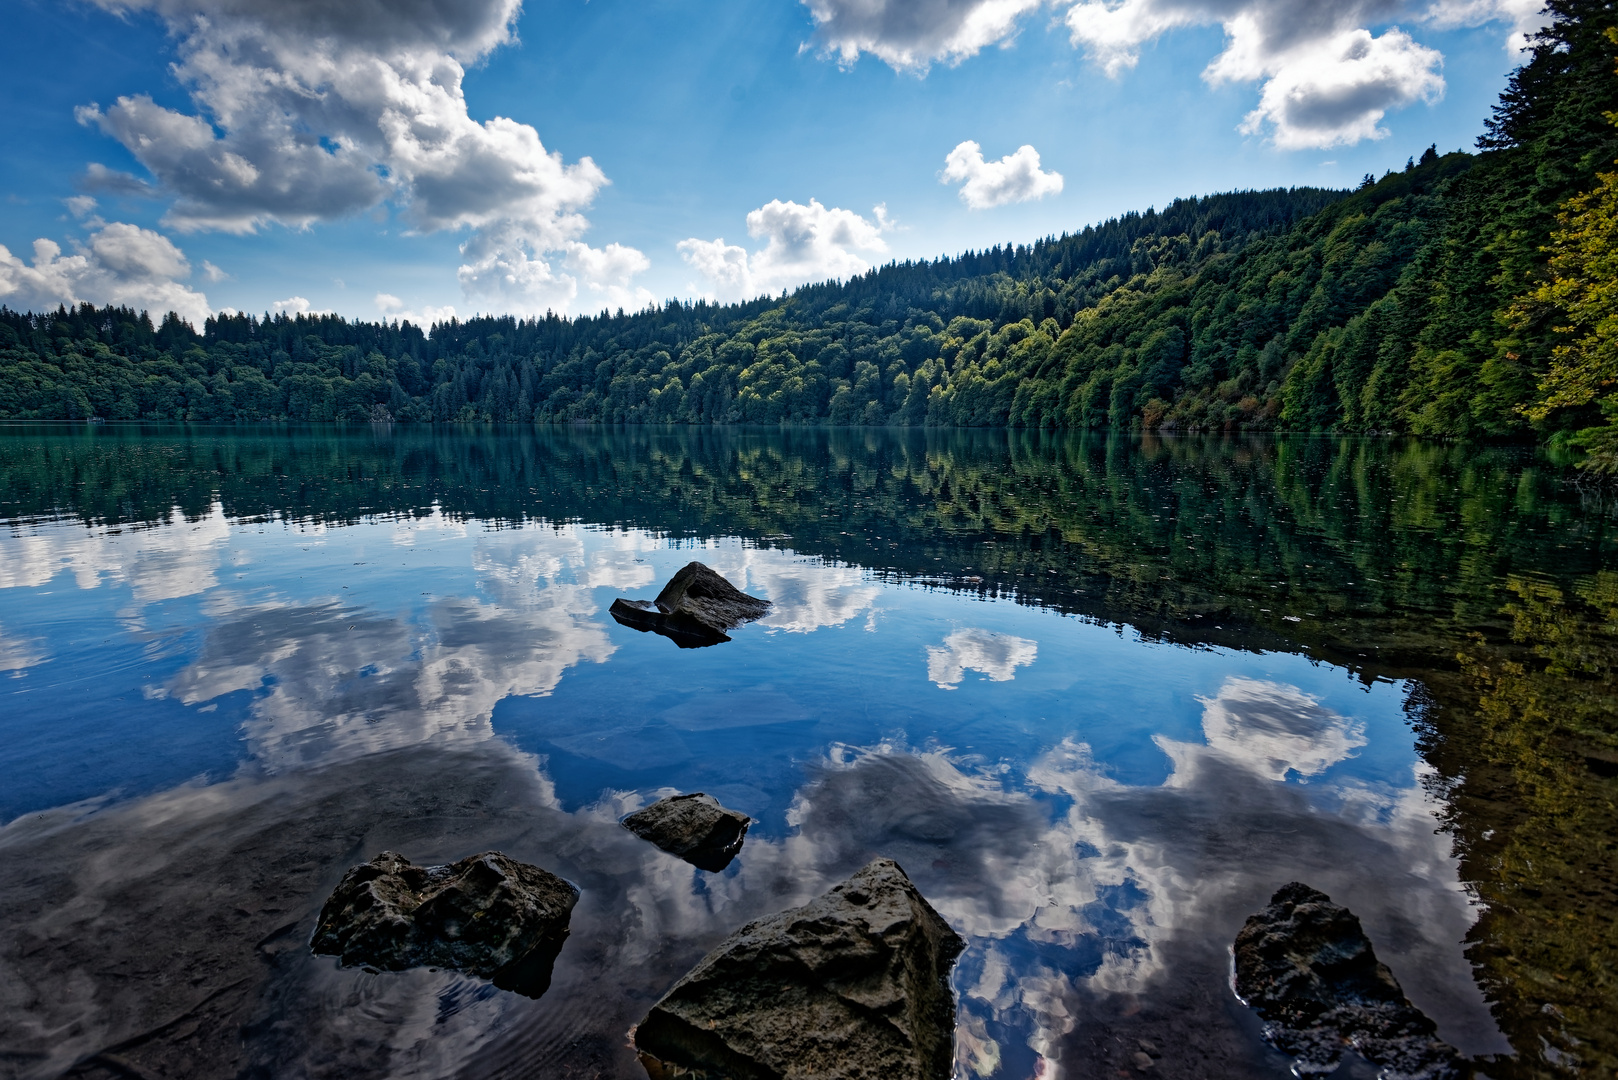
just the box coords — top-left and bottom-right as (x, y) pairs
(0, 425), (1613, 1080)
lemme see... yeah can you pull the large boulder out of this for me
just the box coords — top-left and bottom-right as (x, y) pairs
(623, 793), (751, 872)
(1233, 882), (1466, 1080)
(610, 562), (770, 648)
(310, 850), (578, 998)
(635, 858), (964, 1080)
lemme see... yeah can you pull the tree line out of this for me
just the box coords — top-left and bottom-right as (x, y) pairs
(2, 0), (1616, 469)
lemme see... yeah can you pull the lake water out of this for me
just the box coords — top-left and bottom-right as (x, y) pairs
(0, 426), (1613, 1080)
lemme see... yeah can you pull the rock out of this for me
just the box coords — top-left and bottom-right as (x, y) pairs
(310, 850), (577, 998)
(622, 793), (751, 872)
(635, 857), (964, 1080)
(1233, 882), (1467, 1080)
(610, 562), (770, 648)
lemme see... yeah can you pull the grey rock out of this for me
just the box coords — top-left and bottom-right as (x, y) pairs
(623, 793), (751, 872)
(310, 850), (577, 998)
(610, 562), (770, 648)
(1233, 882), (1467, 1080)
(635, 857), (964, 1080)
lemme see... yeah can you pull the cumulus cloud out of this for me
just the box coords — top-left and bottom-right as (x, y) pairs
(81, 162), (157, 198)
(1228, 25), (1446, 149)
(803, 0), (1045, 71)
(77, 0), (647, 314)
(807, 0), (1532, 149)
(1065, 1), (1445, 148)
(374, 291), (457, 326)
(0, 222), (211, 326)
(1424, 0), (1548, 51)
(926, 627), (1038, 688)
(942, 140), (1064, 208)
(679, 198), (890, 303)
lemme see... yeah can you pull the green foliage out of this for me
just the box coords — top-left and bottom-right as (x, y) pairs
(4, 3), (1617, 440)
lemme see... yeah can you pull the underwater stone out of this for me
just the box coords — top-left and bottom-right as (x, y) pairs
(622, 793), (751, 872)
(635, 857), (964, 1080)
(1233, 882), (1466, 1080)
(310, 850), (577, 998)
(610, 562), (770, 648)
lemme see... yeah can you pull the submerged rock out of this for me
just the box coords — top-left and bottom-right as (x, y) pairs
(310, 850), (577, 998)
(622, 793), (751, 872)
(635, 857), (964, 1080)
(1233, 882), (1466, 1080)
(610, 562), (770, 648)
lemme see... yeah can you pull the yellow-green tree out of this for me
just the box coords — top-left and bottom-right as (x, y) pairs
(1519, 30), (1618, 473)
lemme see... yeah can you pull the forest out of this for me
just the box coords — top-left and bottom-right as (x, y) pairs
(2, 0), (1617, 470)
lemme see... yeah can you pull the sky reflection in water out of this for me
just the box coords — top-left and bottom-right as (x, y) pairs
(0, 504), (1505, 1079)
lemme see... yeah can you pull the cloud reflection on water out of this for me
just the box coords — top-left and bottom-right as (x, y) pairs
(165, 524), (630, 767)
(926, 627), (1038, 689)
(0, 512), (1505, 1079)
(0, 505), (232, 601)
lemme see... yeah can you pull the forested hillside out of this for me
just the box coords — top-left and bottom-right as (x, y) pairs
(2, 0), (1616, 466)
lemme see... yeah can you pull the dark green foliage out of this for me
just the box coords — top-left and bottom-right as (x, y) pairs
(3, 3), (1615, 439)
(0, 188), (1346, 427)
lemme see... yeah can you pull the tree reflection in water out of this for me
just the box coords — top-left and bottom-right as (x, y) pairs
(0, 423), (1613, 1076)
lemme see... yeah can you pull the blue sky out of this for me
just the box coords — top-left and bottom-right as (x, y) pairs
(0, 0), (1543, 325)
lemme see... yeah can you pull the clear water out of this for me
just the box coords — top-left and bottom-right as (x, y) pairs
(1, 425), (1611, 1080)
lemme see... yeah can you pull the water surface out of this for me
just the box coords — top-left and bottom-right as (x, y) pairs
(0, 426), (1613, 1080)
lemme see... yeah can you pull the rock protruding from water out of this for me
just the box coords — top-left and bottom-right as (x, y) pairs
(635, 857), (964, 1080)
(310, 850), (578, 998)
(1233, 882), (1466, 1080)
(609, 562), (770, 648)
(623, 793), (751, 872)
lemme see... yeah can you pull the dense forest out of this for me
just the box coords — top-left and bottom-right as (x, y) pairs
(3, 0), (1617, 468)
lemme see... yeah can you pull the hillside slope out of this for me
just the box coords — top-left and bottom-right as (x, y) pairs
(2, 0), (1616, 459)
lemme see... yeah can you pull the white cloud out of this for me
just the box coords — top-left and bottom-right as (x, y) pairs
(1065, 1), (1445, 148)
(374, 291), (456, 326)
(82, 162), (157, 198)
(926, 627), (1037, 688)
(63, 196), (99, 219)
(679, 198), (890, 303)
(201, 260), (228, 283)
(77, 0), (647, 315)
(942, 140), (1064, 208)
(272, 296), (334, 316)
(803, 0), (1045, 71)
(803, 0), (1517, 150)
(0, 223), (211, 326)
(1226, 24), (1445, 149)
(1424, 0), (1547, 51)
